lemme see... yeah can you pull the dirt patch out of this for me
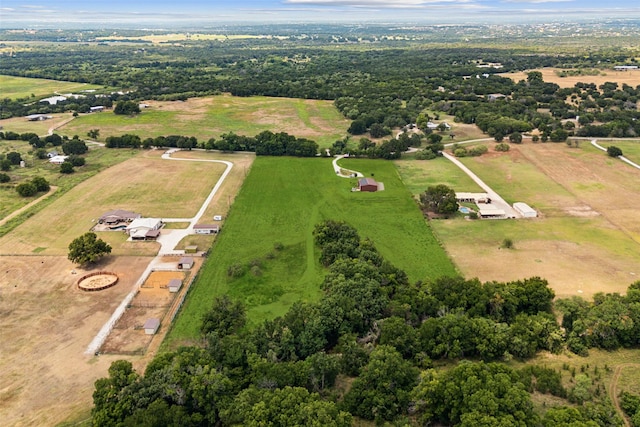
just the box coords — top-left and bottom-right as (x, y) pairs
(563, 206), (600, 217)
(0, 255), (151, 427)
(500, 68), (640, 89)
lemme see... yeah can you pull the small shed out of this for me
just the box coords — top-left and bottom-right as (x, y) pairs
(143, 318), (160, 335)
(49, 155), (69, 165)
(168, 278), (182, 293)
(358, 178), (378, 192)
(90, 106), (105, 113)
(194, 224), (219, 234)
(513, 202), (537, 218)
(185, 245), (198, 254)
(178, 257), (194, 270)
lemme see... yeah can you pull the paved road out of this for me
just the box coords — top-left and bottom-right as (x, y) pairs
(441, 151), (520, 218)
(85, 149), (233, 354)
(590, 139), (640, 171)
(332, 154), (363, 178)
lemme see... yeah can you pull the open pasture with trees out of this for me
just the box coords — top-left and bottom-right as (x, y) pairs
(0, 75), (101, 100)
(60, 95), (349, 148)
(0, 150), (226, 255)
(0, 139), (138, 226)
(0, 112), (74, 135)
(595, 139), (640, 164)
(166, 156), (456, 345)
(500, 68), (640, 89)
(402, 141), (640, 299)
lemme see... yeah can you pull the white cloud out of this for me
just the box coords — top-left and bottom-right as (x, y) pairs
(284, 0), (473, 6)
(502, 0), (573, 4)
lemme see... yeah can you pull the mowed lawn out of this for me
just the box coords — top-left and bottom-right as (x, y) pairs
(594, 139), (640, 164)
(166, 156), (456, 345)
(0, 75), (102, 100)
(61, 95), (350, 148)
(0, 151), (226, 255)
(398, 142), (640, 299)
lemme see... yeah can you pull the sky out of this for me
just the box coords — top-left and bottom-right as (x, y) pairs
(1, 0), (639, 27)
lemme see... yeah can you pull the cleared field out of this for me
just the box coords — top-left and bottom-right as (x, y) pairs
(0, 150), (226, 255)
(500, 68), (640, 88)
(0, 143), (139, 224)
(402, 142), (640, 299)
(0, 75), (102, 100)
(395, 155), (484, 196)
(0, 255), (151, 427)
(166, 156), (456, 346)
(0, 112), (74, 135)
(60, 95), (350, 148)
(594, 139), (640, 165)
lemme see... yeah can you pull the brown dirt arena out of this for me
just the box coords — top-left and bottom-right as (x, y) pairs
(0, 256), (152, 427)
(100, 271), (186, 355)
(77, 271), (119, 291)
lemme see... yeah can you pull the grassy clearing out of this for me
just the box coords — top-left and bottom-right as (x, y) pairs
(0, 150), (225, 255)
(594, 139), (640, 164)
(0, 75), (102, 100)
(166, 156), (456, 346)
(500, 68), (640, 88)
(0, 142), (138, 221)
(0, 113), (75, 136)
(60, 95), (349, 149)
(395, 156), (484, 195)
(397, 142), (640, 299)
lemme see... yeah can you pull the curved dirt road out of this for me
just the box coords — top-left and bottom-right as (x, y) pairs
(609, 363), (640, 427)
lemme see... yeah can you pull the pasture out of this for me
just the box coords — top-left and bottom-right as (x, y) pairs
(594, 139), (640, 164)
(0, 112), (74, 135)
(398, 141), (640, 299)
(500, 68), (640, 88)
(166, 156), (456, 346)
(0, 75), (101, 100)
(0, 142), (139, 225)
(60, 95), (350, 148)
(0, 150), (226, 255)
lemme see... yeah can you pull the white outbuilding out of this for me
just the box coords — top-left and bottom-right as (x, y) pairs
(143, 318), (160, 335)
(513, 202), (537, 218)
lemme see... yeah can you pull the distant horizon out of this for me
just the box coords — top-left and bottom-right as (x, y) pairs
(1, 0), (639, 29)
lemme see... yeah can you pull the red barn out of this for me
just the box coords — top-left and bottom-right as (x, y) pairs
(358, 178), (378, 192)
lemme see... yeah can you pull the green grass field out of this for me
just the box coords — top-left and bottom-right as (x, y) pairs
(60, 95), (349, 148)
(0, 75), (102, 100)
(594, 139), (640, 164)
(166, 156), (456, 346)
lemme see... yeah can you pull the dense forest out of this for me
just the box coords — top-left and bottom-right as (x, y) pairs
(91, 220), (640, 426)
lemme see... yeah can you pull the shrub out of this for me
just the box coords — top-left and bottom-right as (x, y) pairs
(0, 159), (10, 171)
(607, 146), (623, 157)
(495, 143), (510, 152)
(415, 149), (437, 160)
(227, 263), (245, 278)
(60, 162), (74, 174)
(501, 238), (514, 249)
(68, 155), (86, 166)
(453, 148), (468, 157)
(468, 145), (488, 156)
(16, 182), (37, 197)
(31, 176), (50, 192)
(0, 173), (10, 183)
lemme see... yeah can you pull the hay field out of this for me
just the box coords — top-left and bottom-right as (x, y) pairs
(405, 142), (640, 299)
(60, 95), (349, 148)
(0, 150), (226, 255)
(0, 112), (74, 135)
(500, 68), (640, 88)
(0, 75), (101, 100)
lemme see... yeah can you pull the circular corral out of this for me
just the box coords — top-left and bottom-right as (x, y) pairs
(77, 271), (119, 292)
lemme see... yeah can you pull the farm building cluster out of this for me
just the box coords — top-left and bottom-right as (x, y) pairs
(456, 193), (537, 219)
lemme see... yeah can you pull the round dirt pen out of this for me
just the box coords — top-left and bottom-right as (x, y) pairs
(77, 271), (119, 292)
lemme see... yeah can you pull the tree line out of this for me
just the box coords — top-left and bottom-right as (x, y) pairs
(92, 220), (628, 426)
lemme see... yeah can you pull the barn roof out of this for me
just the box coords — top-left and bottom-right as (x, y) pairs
(179, 257), (194, 265)
(358, 178), (377, 186)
